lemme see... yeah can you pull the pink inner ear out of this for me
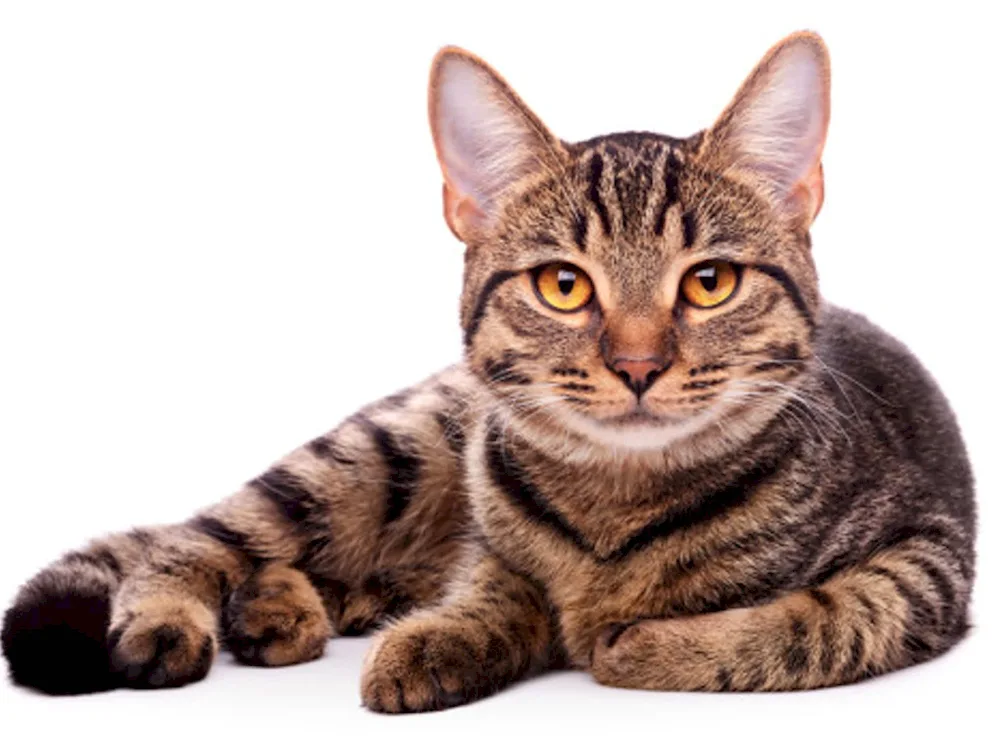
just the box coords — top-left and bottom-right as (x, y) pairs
(431, 52), (561, 239)
(718, 38), (829, 219)
(442, 183), (487, 241)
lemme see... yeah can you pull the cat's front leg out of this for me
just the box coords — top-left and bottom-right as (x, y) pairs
(360, 554), (559, 713)
(591, 540), (969, 691)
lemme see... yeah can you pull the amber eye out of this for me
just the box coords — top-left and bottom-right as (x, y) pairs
(532, 263), (594, 312)
(680, 260), (739, 308)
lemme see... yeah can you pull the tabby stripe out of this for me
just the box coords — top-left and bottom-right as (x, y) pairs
(613, 173), (630, 232)
(464, 270), (519, 348)
(875, 522), (971, 580)
(356, 415), (422, 525)
(681, 211), (698, 248)
(572, 211), (588, 251)
(251, 467), (324, 528)
(62, 549), (122, 578)
(682, 378), (727, 390)
(753, 360), (802, 373)
(587, 152), (612, 235)
(812, 548), (858, 585)
(907, 555), (956, 627)
(605, 451), (787, 563)
(747, 263), (814, 329)
(653, 150), (681, 235)
(531, 232), (560, 247)
(842, 627), (866, 678)
(866, 565), (936, 628)
(484, 417), (784, 563)
(484, 421), (595, 555)
(190, 516), (267, 566)
(307, 436), (356, 465)
(855, 591), (878, 625)
(435, 412), (466, 456)
(557, 382), (595, 393)
(819, 621), (837, 675)
(784, 617), (810, 675)
(484, 352), (532, 386)
(689, 362), (730, 376)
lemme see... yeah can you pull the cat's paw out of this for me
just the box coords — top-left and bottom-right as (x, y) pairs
(109, 596), (216, 689)
(591, 616), (725, 690)
(225, 565), (332, 666)
(360, 617), (496, 713)
(589, 619), (657, 688)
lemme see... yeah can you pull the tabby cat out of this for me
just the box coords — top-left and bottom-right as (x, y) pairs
(2, 32), (975, 711)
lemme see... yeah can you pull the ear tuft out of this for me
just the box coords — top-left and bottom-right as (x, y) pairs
(702, 32), (831, 224)
(429, 48), (564, 241)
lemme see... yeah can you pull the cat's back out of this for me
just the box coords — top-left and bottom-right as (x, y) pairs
(813, 304), (974, 522)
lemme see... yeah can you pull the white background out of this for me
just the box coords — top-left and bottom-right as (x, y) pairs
(1, 1), (996, 747)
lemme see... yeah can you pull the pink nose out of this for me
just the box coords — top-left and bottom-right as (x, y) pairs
(611, 357), (668, 397)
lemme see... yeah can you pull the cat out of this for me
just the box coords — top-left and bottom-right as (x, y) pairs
(1, 31), (975, 711)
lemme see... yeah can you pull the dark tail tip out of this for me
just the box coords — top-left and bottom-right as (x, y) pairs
(2, 567), (119, 695)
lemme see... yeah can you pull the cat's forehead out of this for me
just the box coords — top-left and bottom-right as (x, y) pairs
(496, 130), (766, 307)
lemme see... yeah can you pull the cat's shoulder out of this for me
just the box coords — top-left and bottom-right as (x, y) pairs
(814, 303), (949, 410)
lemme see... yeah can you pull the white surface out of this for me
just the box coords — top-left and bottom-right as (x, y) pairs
(0, 1), (996, 747)
(0, 634), (995, 748)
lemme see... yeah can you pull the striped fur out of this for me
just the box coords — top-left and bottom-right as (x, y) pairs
(3, 32), (975, 711)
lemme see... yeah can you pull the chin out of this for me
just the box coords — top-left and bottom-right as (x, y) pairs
(559, 403), (727, 453)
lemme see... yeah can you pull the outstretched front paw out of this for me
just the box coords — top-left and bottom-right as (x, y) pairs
(360, 616), (503, 713)
(225, 565), (332, 666)
(109, 596), (216, 689)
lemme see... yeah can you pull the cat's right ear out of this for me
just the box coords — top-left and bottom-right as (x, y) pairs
(429, 48), (566, 242)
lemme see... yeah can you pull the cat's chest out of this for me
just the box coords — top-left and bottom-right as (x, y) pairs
(478, 493), (684, 663)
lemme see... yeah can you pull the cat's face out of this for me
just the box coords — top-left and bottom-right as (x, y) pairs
(429, 33), (830, 452)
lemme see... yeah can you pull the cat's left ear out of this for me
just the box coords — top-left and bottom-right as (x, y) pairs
(429, 47), (566, 242)
(701, 32), (831, 226)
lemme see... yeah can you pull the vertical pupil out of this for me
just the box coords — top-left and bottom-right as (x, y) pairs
(696, 266), (718, 292)
(557, 269), (576, 296)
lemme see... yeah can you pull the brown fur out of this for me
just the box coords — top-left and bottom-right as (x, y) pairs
(2, 32), (975, 710)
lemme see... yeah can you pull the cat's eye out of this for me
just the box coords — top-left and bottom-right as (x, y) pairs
(532, 263), (594, 312)
(680, 260), (739, 309)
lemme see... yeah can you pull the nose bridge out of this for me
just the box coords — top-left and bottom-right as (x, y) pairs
(605, 313), (667, 360)
(601, 312), (673, 398)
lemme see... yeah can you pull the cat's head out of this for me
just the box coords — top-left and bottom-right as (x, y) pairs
(429, 33), (830, 453)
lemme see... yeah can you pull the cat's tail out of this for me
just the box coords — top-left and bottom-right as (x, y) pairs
(2, 544), (124, 694)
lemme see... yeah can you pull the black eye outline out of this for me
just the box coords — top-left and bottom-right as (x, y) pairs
(679, 260), (743, 309)
(530, 262), (595, 313)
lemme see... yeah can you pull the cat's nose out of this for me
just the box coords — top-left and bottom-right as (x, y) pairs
(611, 356), (669, 398)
